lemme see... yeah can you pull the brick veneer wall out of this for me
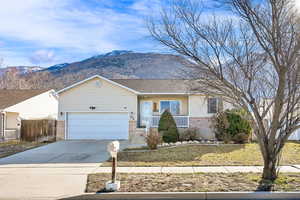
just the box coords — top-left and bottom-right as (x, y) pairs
(129, 120), (137, 139)
(56, 120), (65, 140)
(189, 117), (215, 140)
(129, 120), (146, 144)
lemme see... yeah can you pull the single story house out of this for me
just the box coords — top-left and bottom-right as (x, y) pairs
(56, 75), (234, 143)
(0, 89), (58, 140)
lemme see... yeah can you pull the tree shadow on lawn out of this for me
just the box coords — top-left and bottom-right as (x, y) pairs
(111, 144), (248, 166)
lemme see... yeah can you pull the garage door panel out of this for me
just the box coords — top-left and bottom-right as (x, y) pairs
(68, 114), (128, 120)
(67, 112), (129, 140)
(68, 120), (128, 127)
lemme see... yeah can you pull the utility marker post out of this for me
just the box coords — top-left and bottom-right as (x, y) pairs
(106, 141), (120, 191)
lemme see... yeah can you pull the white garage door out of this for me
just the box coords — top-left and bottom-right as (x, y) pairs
(67, 112), (129, 140)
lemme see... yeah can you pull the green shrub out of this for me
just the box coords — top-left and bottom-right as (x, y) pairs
(211, 109), (252, 144)
(158, 110), (179, 143)
(179, 128), (199, 141)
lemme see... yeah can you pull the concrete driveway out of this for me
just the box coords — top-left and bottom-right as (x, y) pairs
(0, 140), (128, 164)
(0, 140), (128, 200)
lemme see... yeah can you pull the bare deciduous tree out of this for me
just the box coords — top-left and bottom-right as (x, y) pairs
(148, 0), (300, 182)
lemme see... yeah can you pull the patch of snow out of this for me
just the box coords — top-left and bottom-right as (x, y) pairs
(90, 50), (134, 59)
(44, 63), (69, 71)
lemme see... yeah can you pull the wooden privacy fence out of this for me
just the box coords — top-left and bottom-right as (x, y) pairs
(21, 120), (57, 142)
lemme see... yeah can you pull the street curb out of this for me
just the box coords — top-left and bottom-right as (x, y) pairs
(69, 192), (300, 200)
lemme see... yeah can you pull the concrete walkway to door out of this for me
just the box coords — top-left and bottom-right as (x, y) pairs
(0, 140), (129, 200)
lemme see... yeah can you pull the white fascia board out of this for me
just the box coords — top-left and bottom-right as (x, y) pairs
(138, 92), (203, 95)
(56, 75), (139, 95)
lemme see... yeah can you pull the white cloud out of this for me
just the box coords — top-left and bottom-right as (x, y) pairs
(130, 0), (162, 16)
(0, 0), (165, 66)
(295, 0), (300, 12)
(0, 0), (149, 56)
(29, 49), (55, 64)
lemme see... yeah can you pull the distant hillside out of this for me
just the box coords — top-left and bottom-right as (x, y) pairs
(0, 50), (194, 90)
(42, 50), (192, 79)
(0, 66), (42, 76)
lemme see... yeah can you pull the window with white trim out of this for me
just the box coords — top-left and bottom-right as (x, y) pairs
(208, 98), (218, 114)
(160, 100), (180, 115)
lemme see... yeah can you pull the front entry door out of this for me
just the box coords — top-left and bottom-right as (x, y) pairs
(140, 101), (152, 127)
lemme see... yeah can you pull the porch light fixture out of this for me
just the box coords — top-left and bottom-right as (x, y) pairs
(130, 112), (135, 120)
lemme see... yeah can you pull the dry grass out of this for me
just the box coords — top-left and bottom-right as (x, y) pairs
(0, 140), (49, 158)
(86, 173), (300, 192)
(102, 142), (300, 166)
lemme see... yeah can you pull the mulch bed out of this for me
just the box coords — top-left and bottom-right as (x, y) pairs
(86, 173), (300, 193)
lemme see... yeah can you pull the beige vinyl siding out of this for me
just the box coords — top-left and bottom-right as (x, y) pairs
(189, 95), (234, 117)
(58, 77), (138, 120)
(5, 112), (19, 129)
(4, 90), (58, 120)
(139, 96), (188, 115)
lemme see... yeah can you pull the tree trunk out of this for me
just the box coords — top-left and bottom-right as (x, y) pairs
(262, 156), (278, 181)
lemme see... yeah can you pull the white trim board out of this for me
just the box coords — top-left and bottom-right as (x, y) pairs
(57, 75), (139, 94)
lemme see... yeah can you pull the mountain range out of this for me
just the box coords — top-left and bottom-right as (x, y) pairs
(0, 50), (194, 89)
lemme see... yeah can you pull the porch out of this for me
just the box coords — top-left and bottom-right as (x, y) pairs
(143, 115), (189, 128)
(138, 95), (189, 128)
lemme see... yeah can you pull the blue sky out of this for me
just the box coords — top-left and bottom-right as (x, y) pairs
(0, 0), (299, 68)
(0, 0), (166, 67)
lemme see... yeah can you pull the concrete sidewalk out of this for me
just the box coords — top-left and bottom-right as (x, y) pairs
(93, 165), (300, 173)
(0, 164), (299, 200)
(0, 163), (101, 200)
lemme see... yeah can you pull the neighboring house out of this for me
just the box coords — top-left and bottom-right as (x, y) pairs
(0, 89), (58, 140)
(260, 99), (300, 141)
(56, 75), (234, 143)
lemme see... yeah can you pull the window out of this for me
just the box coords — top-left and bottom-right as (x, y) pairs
(160, 100), (180, 115)
(208, 98), (218, 113)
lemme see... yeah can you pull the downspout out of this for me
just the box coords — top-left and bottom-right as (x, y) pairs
(0, 111), (4, 141)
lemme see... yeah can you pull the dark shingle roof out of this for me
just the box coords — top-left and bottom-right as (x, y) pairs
(0, 89), (49, 109)
(112, 79), (191, 93)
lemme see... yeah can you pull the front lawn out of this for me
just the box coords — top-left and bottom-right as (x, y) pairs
(102, 142), (300, 166)
(86, 173), (300, 192)
(0, 140), (50, 158)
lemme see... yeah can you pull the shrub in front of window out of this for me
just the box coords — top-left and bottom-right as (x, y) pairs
(211, 109), (252, 144)
(145, 129), (162, 150)
(158, 110), (179, 143)
(179, 128), (199, 141)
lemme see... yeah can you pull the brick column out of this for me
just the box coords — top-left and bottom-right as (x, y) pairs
(56, 120), (65, 140)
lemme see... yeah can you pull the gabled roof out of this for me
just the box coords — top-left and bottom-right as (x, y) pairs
(0, 89), (50, 110)
(112, 79), (190, 94)
(57, 75), (139, 94)
(57, 75), (192, 95)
